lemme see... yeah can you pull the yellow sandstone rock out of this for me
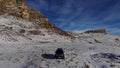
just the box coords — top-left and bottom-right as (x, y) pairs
(22, 10), (29, 19)
(5, 1), (16, 8)
(0, 0), (3, 2)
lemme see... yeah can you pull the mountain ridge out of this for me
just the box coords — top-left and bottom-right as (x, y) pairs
(0, 0), (74, 38)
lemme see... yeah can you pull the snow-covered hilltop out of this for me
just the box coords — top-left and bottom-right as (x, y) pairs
(0, 0), (74, 43)
(73, 30), (120, 46)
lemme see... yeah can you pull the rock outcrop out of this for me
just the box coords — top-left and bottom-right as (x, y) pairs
(0, 0), (47, 21)
(84, 29), (107, 34)
(0, 0), (74, 38)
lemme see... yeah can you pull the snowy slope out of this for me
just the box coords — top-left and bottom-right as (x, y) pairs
(73, 31), (120, 46)
(0, 15), (72, 43)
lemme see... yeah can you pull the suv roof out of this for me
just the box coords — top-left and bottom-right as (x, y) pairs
(57, 48), (63, 50)
(55, 48), (64, 54)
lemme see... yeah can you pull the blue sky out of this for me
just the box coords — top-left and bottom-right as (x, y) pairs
(26, 0), (120, 35)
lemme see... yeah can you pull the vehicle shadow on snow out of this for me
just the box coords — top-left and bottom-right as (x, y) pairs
(41, 54), (55, 59)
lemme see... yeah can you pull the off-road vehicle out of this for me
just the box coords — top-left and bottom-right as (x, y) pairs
(55, 48), (65, 59)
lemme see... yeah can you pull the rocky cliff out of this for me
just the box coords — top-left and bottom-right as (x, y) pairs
(0, 0), (74, 38)
(0, 0), (45, 20)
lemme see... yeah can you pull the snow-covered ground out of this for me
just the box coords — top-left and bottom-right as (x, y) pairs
(0, 32), (120, 68)
(0, 42), (120, 68)
(0, 15), (120, 68)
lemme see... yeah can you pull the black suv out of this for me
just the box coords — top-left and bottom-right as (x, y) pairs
(55, 48), (65, 59)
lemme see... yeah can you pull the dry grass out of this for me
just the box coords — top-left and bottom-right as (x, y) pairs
(28, 30), (40, 35)
(19, 29), (25, 33)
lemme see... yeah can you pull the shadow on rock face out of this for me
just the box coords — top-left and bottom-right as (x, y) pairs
(41, 54), (55, 59)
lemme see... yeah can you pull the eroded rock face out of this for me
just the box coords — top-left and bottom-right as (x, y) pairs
(0, 0), (16, 8)
(84, 29), (107, 34)
(0, 0), (45, 20)
(0, 0), (74, 38)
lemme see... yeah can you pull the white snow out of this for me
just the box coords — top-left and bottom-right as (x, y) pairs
(0, 15), (120, 68)
(0, 42), (120, 68)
